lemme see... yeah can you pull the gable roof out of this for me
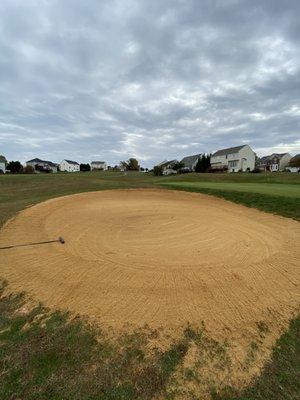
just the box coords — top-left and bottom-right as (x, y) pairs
(46, 161), (58, 167)
(258, 153), (289, 164)
(26, 158), (58, 167)
(157, 159), (177, 168)
(91, 161), (106, 164)
(63, 159), (79, 165)
(289, 154), (300, 166)
(27, 158), (44, 163)
(181, 154), (201, 168)
(212, 145), (246, 157)
(0, 155), (7, 163)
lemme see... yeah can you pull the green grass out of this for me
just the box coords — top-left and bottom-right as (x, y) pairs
(0, 170), (299, 399)
(159, 181), (300, 198)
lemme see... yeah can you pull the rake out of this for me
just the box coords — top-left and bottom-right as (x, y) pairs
(0, 236), (65, 250)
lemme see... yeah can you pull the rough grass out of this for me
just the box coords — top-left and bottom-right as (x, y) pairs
(0, 279), (191, 400)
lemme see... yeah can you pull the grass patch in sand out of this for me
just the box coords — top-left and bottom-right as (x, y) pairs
(212, 316), (300, 400)
(0, 279), (299, 400)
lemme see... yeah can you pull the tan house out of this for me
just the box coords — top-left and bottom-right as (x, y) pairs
(210, 145), (256, 172)
(257, 153), (292, 172)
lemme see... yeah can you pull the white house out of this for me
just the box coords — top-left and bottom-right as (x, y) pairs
(60, 159), (80, 172)
(180, 154), (202, 171)
(257, 153), (292, 172)
(26, 158), (58, 173)
(210, 145), (256, 172)
(156, 160), (178, 175)
(91, 161), (107, 171)
(0, 155), (7, 173)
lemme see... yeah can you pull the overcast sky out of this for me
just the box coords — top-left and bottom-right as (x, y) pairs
(0, 0), (299, 167)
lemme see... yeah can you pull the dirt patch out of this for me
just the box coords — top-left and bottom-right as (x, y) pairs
(0, 189), (299, 388)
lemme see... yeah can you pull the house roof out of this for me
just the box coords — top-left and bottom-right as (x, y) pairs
(258, 153), (289, 164)
(0, 155), (7, 163)
(27, 158), (44, 163)
(91, 161), (106, 164)
(181, 154), (201, 168)
(289, 154), (300, 166)
(27, 158), (58, 167)
(157, 159), (177, 168)
(63, 159), (79, 165)
(212, 145), (246, 157)
(46, 161), (58, 167)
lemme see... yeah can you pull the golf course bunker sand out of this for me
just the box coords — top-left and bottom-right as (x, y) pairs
(0, 189), (299, 343)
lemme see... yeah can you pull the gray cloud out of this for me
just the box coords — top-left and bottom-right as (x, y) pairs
(0, 0), (299, 166)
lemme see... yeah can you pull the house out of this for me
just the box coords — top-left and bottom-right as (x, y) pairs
(26, 158), (58, 173)
(210, 145), (255, 172)
(257, 153), (292, 172)
(180, 154), (202, 172)
(286, 154), (300, 173)
(156, 160), (178, 175)
(60, 159), (80, 172)
(91, 161), (107, 171)
(0, 155), (7, 173)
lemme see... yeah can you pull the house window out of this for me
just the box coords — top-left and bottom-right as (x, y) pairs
(229, 160), (238, 167)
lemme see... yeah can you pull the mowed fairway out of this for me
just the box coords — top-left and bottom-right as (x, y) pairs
(160, 181), (300, 198)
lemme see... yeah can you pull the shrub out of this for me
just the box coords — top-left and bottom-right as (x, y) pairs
(23, 165), (35, 174)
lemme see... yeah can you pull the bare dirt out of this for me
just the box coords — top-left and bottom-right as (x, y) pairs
(0, 189), (299, 390)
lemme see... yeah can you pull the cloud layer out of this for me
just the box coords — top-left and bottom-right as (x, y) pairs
(0, 0), (299, 166)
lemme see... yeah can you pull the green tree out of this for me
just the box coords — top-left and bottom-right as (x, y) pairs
(80, 163), (91, 172)
(120, 158), (140, 171)
(7, 161), (23, 174)
(195, 154), (211, 173)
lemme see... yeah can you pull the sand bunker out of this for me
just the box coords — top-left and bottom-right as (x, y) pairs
(0, 189), (299, 339)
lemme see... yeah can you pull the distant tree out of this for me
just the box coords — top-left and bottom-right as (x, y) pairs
(153, 165), (163, 176)
(7, 161), (23, 174)
(172, 161), (185, 171)
(195, 154), (211, 173)
(80, 163), (91, 172)
(23, 165), (35, 174)
(120, 158), (140, 171)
